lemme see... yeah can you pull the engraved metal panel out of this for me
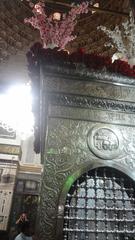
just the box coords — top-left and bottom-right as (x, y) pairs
(63, 167), (135, 240)
(48, 93), (135, 114)
(49, 105), (135, 126)
(44, 76), (135, 103)
(39, 72), (135, 240)
(87, 125), (122, 160)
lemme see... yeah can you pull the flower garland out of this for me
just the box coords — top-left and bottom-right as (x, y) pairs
(27, 43), (135, 153)
(24, 0), (89, 49)
(27, 42), (135, 79)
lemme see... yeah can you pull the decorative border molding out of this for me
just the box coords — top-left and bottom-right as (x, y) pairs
(42, 64), (135, 86)
(0, 144), (21, 156)
(49, 93), (135, 114)
(19, 164), (42, 174)
(49, 106), (135, 126)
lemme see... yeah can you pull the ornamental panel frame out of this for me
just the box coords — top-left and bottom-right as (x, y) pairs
(38, 67), (135, 240)
(56, 162), (135, 240)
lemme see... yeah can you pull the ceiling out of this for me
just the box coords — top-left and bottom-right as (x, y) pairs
(0, 0), (132, 87)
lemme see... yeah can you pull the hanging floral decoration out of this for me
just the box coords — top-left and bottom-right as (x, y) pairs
(97, 11), (135, 64)
(24, 0), (89, 49)
(27, 42), (135, 79)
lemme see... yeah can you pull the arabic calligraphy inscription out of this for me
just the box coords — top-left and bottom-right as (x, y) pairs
(88, 125), (122, 159)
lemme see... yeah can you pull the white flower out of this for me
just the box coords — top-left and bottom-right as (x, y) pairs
(97, 11), (135, 59)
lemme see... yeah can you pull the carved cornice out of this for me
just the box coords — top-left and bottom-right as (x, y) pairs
(19, 163), (42, 174)
(49, 93), (135, 114)
(42, 65), (135, 86)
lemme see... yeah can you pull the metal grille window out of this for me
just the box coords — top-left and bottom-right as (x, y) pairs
(63, 167), (135, 240)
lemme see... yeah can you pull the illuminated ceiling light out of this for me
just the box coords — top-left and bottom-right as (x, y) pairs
(92, 2), (99, 14)
(53, 12), (61, 21)
(0, 83), (34, 139)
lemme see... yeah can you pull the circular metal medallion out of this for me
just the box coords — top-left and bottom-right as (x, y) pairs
(87, 125), (122, 160)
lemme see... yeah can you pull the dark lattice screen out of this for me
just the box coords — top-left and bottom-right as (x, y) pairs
(63, 167), (135, 240)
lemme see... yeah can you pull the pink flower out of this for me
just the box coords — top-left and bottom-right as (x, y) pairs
(24, 0), (89, 49)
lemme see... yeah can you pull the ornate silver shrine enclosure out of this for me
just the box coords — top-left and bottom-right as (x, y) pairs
(37, 65), (135, 240)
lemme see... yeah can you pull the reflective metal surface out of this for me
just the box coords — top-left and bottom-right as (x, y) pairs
(63, 167), (135, 240)
(87, 125), (123, 160)
(39, 69), (135, 240)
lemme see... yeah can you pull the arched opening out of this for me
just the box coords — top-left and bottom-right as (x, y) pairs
(63, 167), (135, 240)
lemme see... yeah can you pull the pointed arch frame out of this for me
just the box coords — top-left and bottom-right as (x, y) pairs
(56, 160), (135, 240)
